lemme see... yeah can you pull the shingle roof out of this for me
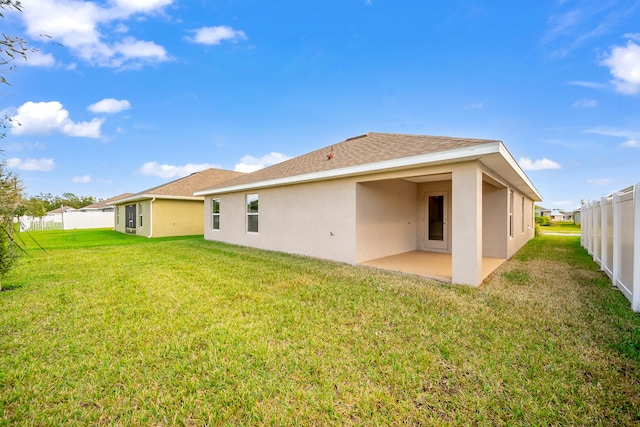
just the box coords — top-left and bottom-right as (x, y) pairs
(116, 168), (246, 203)
(200, 132), (499, 192)
(47, 206), (76, 214)
(141, 168), (245, 197)
(82, 193), (133, 209)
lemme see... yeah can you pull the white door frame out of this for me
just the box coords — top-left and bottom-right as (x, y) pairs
(424, 192), (448, 251)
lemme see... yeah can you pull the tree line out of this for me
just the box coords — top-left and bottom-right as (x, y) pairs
(21, 193), (102, 218)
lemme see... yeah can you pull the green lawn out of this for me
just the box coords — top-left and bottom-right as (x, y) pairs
(1, 230), (639, 425)
(539, 220), (581, 234)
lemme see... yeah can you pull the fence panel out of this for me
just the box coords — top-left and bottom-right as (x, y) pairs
(582, 182), (640, 312)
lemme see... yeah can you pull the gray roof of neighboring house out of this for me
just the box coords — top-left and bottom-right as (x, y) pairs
(80, 193), (133, 210)
(113, 168), (246, 204)
(47, 206), (76, 214)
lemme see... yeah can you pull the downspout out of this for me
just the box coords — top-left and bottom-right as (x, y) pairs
(148, 197), (155, 238)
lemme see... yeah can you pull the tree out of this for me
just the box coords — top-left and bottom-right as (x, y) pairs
(29, 192), (101, 211)
(0, 163), (22, 290)
(0, 0), (29, 289)
(22, 196), (46, 218)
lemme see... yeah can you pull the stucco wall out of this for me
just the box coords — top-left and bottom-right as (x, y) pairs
(482, 181), (508, 259)
(203, 161), (537, 278)
(506, 189), (535, 258)
(152, 199), (204, 237)
(355, 179), (418, 262)
(138, 201), (151, 237)
(204, 178), (357, 264)
(479, 166), (535, 259)
(114, 205), (125, 233)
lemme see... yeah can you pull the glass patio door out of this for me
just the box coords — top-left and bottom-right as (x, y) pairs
(425, 192), (447, 250)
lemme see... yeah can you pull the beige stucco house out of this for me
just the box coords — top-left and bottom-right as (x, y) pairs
(113, 168), (244, 238)
(194, 133), (542, 286)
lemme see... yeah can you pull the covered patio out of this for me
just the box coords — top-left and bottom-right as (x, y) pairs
(360, 250), (506, 283)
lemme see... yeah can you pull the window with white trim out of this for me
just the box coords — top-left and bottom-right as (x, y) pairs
(509, 190), (514, 238)
(521, 196), (525, 233)
(246, 194), (259, 233)
(212, 198), (220, 230)
(139, 203), (143, 227)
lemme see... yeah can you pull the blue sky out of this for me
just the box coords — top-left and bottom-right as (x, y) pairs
(2, 0), (639, 210)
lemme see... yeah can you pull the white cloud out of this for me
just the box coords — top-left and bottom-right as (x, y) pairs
(518, 157), (562, 171)
(601, 41), (640, 95)
(111, 0), (173, 13)
(5, 158), (55, 172)
(2, 141), (46, 152)
(624, 33), (640, 42)
(586, 126), (640, 139)
(88, 98), (131, 114)
(234, 152), (292, 173)
(571, 98), (596, 108)
(72, 175), (91, 183)
(110, 37), (168, 68)
(187, 26), (247, 46)
(20, 0), (172, 69)
(566, 80), (606, 90)
(619, 139), (640, 148)
(11, 101), (103, 138)
(138, 161), (222, 179)
(21, 50), (56, 67)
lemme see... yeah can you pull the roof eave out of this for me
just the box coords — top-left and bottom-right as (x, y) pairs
(110, 194), (204, 205)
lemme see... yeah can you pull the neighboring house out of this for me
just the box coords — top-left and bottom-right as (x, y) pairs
(112, 168), (244, 238)
(79, 193), (133, 213)
(195, 132), (542, 287)
(536, 206), (551, 217)
(46, 205), (76, 217)
(572, 208), (581, 225)
(550, 209), (565, 222)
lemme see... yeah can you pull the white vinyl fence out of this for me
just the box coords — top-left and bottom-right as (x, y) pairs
(581, 182), (640, 312)
(20, 211), (114, 231)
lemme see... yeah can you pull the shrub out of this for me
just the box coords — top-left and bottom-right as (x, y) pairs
(535, 216), (551, 226)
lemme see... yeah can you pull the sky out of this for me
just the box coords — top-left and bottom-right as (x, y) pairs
(1, 0), (639, 210)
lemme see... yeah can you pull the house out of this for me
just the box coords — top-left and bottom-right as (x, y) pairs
(550, 209), (565, 222)
(79, 193), (133, 213)
(536, 206), (551, 217)
(194, 133), (542, 286)
(112, 168), (244, 238)
(572, 208), (581, 225)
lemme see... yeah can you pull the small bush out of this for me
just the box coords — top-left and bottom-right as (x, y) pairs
(535, 216), (551, 226)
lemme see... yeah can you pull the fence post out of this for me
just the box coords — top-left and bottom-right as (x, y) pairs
(632, 183), (640, 312)
(601, 196), (608, 271)
(612, 192), (622, 289)
(589, 202), (596, 254)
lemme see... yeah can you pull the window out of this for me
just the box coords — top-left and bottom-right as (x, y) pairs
(509, 190), (514, 238)
(246, 194), (259, 233)
(521, 197), (525, 233)
(212, 198), (220, 230)
(139, 203), (143, 227)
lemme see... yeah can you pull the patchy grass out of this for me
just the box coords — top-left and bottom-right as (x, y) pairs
(1, 231), (639, 426)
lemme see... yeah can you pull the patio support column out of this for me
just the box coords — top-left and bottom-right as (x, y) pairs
(452, 163), (482, 286)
